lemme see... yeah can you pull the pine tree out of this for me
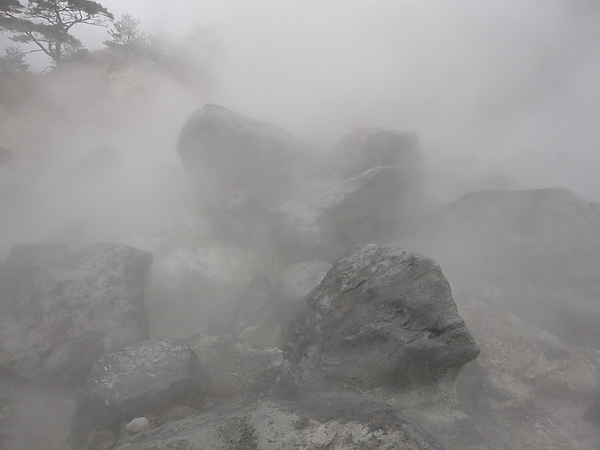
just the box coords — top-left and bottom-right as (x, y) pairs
(0, 0), (113, 65)
(103, 13), (147, 60)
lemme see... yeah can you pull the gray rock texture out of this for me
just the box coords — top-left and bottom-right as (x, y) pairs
(177, 104), (317, 207)
(207, 275), (286, 349)
(446, 294), (600, 449)
(332, 127), (424, 179)
(434, 187), (600, 348)
(188, 334), (282, 402)
(68, 338), (206, 450)
(282, 244), (480, 406)
(115, 400), (443, 450)
(0, 243), (151, 384)
(271, 165), (422, 261)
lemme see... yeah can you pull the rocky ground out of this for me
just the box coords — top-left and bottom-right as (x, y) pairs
(1, 105), (599, 449)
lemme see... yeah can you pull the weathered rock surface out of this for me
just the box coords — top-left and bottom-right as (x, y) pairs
(447, 294), (600, 450)
(282, 244), (480, 406)
(0, 243), (152, 384)
(271, 165), (422, 261)
(68, 338), (206, 450)
(177, 104), (317, 206)
(332, 127), (424, 179)
(115, 400), (443, 450)
(207, 275), (286, 349)
(188, 334), (282, 403)
(434, 187), (600, 348)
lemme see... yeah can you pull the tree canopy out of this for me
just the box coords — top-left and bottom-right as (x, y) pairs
(0, 0), (113, 65)
(103, 13), (148, 60)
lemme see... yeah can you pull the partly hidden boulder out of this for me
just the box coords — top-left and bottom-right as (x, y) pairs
(68, 338), (207, 450)
(207, 275), (286, 349)
(434, 187), (600, 348)
(282, 244), (480, 406)
(146, 239), (261, 338)
(177, 104), (318, 207)
(271, 165), (422, 262)
(188, 334), (282, 403)
(0, 243), (152, 384)
(331, 127), (424, 179)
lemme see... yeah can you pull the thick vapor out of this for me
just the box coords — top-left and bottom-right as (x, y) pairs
(1, 1), (600, 448)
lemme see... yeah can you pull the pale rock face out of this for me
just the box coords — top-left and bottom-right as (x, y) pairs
(125, 417), (150, 434)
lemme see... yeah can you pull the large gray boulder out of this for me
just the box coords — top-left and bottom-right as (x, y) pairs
(177, 104), (317, 207)
(68, 338), (207, 450)
(331, 127), (424, 179)
(115, 400), (443, 450)
(271, 165), (422, 262)
(0, 243), (152, 384)
(282, 244), (479, 406)
(434, 187), (600, 348)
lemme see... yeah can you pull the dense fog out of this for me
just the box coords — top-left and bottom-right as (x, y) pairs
(1, 1), (600, 449)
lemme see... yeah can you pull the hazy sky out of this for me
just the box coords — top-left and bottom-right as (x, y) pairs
(3, 0), (600, 201)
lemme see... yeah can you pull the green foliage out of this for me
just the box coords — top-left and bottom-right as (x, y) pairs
(103, 13), (147, 59)
(0, 0), (113, 65)
(0, 45), (29, 73)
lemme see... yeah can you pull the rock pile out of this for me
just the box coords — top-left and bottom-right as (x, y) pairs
(3, 104), (598, 449)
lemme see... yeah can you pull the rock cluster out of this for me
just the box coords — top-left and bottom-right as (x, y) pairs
(2, 104), (599, 449)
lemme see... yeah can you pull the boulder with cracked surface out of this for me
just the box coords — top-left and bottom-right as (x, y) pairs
(282, 244), (480, 406)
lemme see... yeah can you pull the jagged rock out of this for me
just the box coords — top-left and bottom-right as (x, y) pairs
(271, 165), (422, 262)
(177, 104), (317, 207)
(68, 339), (207, 450)
(435, 187), (600, 348)
(282, 244), (479, 406)
(115, 400), (443, 450)
(0, 243), (151, 384)
(332, 127), (424, 179)
(207, 275), (286, 349)
(188, 334), (282, 402)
